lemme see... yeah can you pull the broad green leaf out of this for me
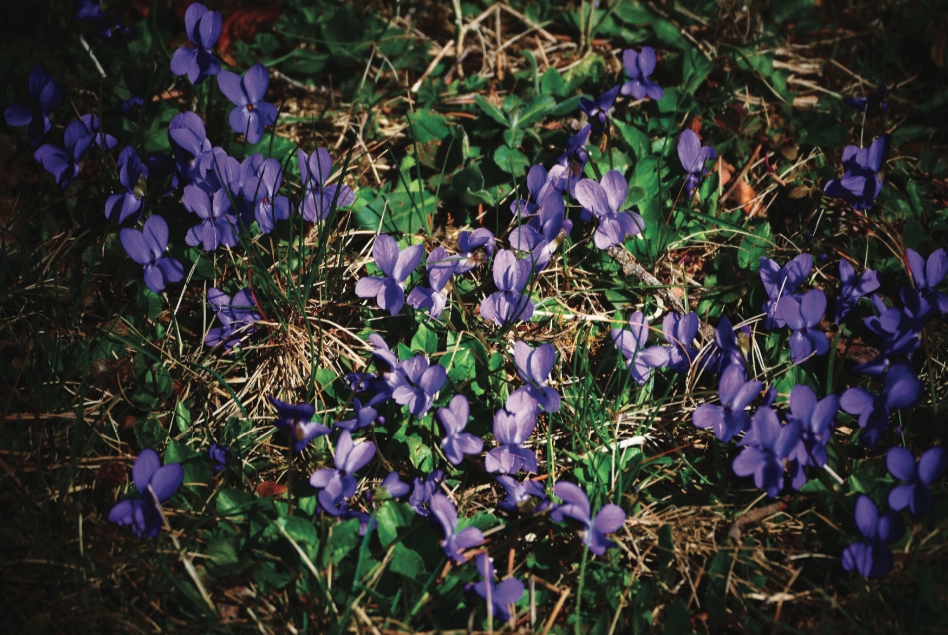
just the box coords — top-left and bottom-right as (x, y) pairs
(493, 145), (530, 175)
(355, 190), (434, 235)
(377, 500), (415, 547)
(166, 438), (197, 464)
(276, 516), (318, 544)
(391, 542), (425, 579)
(613, 118), (650, 161)
(552, 95), (583, 116)
(541, 67), (567, 96)
(331, 518), (361, 565)
(473, 94), (509, 127)
(410, 323), (438, 354)
(503, 128), (525, 148)
(737, 223), (774, 271)
(217, 488), (254, 515)
(517, 94), (556, 127)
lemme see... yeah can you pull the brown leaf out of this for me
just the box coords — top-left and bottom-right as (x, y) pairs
(255, 481), (288, 498)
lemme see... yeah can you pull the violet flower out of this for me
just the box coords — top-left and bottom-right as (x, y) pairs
(853, 305), (924, 377)
(692, 365), (762, 442)
(217, 63), (278, 145)
(468, 553), (525, 622)
(887, 447), (947, 515)
(408, 469), (444, 516)
(823, 135), (890, 211)
(653, 313), (700, 374)
(297, 147), (355, 221)
(510, 340), (561, 414)
(620, 47), (664, 101)
(105, 146), (149, 223)
(611, 311), (668, 385)
(843, 86), (890, 114)
(242, 158), (289, 234)
(480, 249), (535, 325)
(697, 317), (746, 375)
(269, 396), (331, 453)
(120, 215), (184, 294)
(510, 164), (564, 219)
(906, 248), (948, 313)
(205, 287), (261, 350)
(309, 430), (376, 516)
(455, 228), (496, 274)
(841, 495), (904, 579)
(437, 394), (484, 465)
(429, 492), (484, 564)
(355, 235), (424, 316)
(840, 362), (922, 448)
(678, 130), (717, 198)
(760, 255), (812, 330)
(168, 112), (213, 187)
(406, 247), (458, 321)
(510, 187), (570, 272)
(183, 184), (240, 251)
(4, 65), (63, 146)
(574, 170), (644, 250)
(208, 443), (231, 472)
(334, 398), (382, 432)
(119, 96), (144, 115)
(34, 115), (115, 189)
(784, 385), (838, 476)
(75, 0), (106, 21)
(835, 260), (880, 324)
(777, 289), (829, 363)
(108, 449), (183, 538)
(367, 472), (410, 503)
(733, 406), (801, 498)
(485, 407), (538, 474)
(170, 3), (222, 85)
(579, 84), (620, 133)
(551, 481), (626, 556)
(496, 475), (549, 514)
(391, 355), (447, 417)
(556, 124), (591, 196)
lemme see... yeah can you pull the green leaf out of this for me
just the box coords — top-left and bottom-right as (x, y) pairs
(737, 223), (774, 271)
(276, 516), (318, 544)
(503, 128), (525, 148)
(664, 599), (692, 635)
(652, 18), (688, 49)
(473, 95), (509, 127)
(391, 542), (425, 580)
(552, 95), (583, 116)
(493, 145), (530, 175)
(626, 186), (647, 208)
(409, 110), (451, 143)
(540, 67), (567, 96)
(206, 537), (246, 576)
(517, 94), (556, 127)
(166, 438), (197, 464)
(355, 190), (434, 235)
(315, 368), (338, 399)
(377, 501), (415, 547)
(331, 518), (362, 565)
(613, 118), (650, 161)
(410, 323), (438, 354)
(172, 400), (191, 433)
(133, 416), (168, 449)
(406, 434), (433, 471)
(217, 488), (254, 516)
(132, 364), (173, 409)
(682, 47), (713, 94)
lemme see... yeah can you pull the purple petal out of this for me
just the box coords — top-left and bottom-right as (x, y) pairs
(393, 243), (425, 283)
(121, 228), (152, 265)
(574, 179), (610, 218)
(242, 64), (270, 104)
(600, 170), (627, 214)
(918, 447), (947, 486)
(677, 130), (701, 171)
(132, 448), (160, 495)
(149, 463), (184, 503)
(887, 484), (915, 512)
(217, 70), (246, 106)
(637, 46), (657, 77)
(854, 495), (879, 539)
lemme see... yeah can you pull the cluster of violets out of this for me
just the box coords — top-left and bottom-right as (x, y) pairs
(19, 9), (938, 594)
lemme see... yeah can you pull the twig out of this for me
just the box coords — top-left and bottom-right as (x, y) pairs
(79, 35), (106, 78)
(727, 500), (788, 545)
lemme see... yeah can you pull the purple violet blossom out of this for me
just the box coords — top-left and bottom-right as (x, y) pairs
(119, 96), (144, 115)
(408, 469), (444, 516)
(620, 47), (664, 101)
(844, 86), (890, 114)
(406, 247), (458, 321)
(467, 553), (525, 622)
(168, 112), (213, 187)
(205, 287), (260, 350)
(509, 181), (570, 272)
(4, 65), (63, 146)
(108, 449), (183, 538)
(840, 362), (922, 448)
(853, 304), (924, 377)
(75, 0), (106, 21)
(887, 447), (947, 515)
(241, 158), (289, 234)
(551, 481), (626, 556)
(693, 365), (762, 442)
(611, 311), (667, 385)
(496, 475), (549, 514)
(485, 407), (538, 474)
(268, 396), (331, 453)
(906, 248), (948, 313)
(784, 385), (838, 481)
(297, 147), (355, 221)
(309, 430), (376, 516)
(35, 115), (116, 189)
(480, 249), (535, 325)
(574, 170), (644, 250)
(842, 495), (904, 579)
(760, 255), (812, 330)
(430, 492), (484, 564)
(334, 398), (382, 432)
(182, 184), (240, 251)
(777, 289), (829, 363)
(391, 355), (447, 417)
(678, 130), (717, 198)
(734, 405), (801, 497)
(823, 135), (891, 211)
(208, 443), (231, 472)
(437, 394), (484, 465)
(697, 317), (745, 375)
(652, 313), (700, 374)
(217, 63), (278, 145)
(556, 124), (591, 196)
(120, 215), (184, 294)
(105, 146), (149, 223)
(367, 472), (410, 503)
(579, 84), (620, 133)
(510, 340), (561, 414)
(170, 3), (222, 85)
(355, 235), (424, 316)
(455, 228), (496, 274)
(835, 260), (880, 324)
(510, 165), (564, 219)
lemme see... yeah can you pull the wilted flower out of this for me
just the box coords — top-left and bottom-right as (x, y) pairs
(204, 287), (261, 350)
(208, 443), (231, 472)
(467, 553), (525, 622)
(297, 147), (355, 221)
(355, 235), (424, 316)
(574, 170), (645, 249)
(309, 430), (376, 516)
(841, 495), (904, 579)
(760, 255), (812, 330)
(677, 130), (717, 197)
(120, 215), (184, 294)
(823, 135), (890, 211)
(170, 3), (222, 84)
(480, 249), (535, 325)
(269, 396), (331, 453)
(620, 47), (664, 101)
(108, 449), (183, 538)
(777, 289), (829, 363)
(579, 84), (620, 133)
(835, 260), (880, 324)
(429, 492), (484, 564)
(217, 63), (278, 145)
(887, 447), (947, 515)
(551, 481), (626, 556)
(693, 365), (762, 442)
(495, 475), (549, 514)
(437, 394), (484, 465)
(4, 65), (63, 146)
